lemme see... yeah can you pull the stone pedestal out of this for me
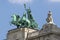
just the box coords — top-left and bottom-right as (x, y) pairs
(7, 28), (37, 40)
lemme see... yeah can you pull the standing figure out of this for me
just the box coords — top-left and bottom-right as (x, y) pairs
(24, 4), (38, 29)
(46, 11), (54, 24)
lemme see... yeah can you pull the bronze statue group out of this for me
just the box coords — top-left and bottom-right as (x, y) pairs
(11, 4), (38, 29)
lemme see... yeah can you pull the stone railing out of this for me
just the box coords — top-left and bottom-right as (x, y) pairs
(28, 31), (39, 38)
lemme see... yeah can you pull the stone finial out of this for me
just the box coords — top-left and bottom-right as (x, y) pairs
(46, 11), (54, 24)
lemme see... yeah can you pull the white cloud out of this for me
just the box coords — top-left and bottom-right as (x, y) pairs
(49, 0), (60, 2)
(8, 0), (32, 4)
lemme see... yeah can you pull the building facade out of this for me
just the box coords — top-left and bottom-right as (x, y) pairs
(7, 11), (60, 40)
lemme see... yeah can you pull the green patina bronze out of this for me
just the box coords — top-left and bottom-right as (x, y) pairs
(11, 14), (21, 28)
(11, 4), (38, 29)
(26, 7), (38, 29)
(20, 13), (30, 27)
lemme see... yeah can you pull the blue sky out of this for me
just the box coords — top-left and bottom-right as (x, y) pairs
(0, 0), (60, 40)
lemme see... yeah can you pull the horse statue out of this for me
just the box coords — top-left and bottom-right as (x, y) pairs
(11, 14), (21, 28)
(11, 4), (38, 29)
(11, 13), (30, 28)
(20, 13), (30, 28)
(25, 7), (38, 29)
